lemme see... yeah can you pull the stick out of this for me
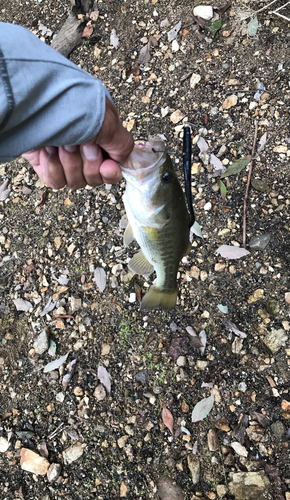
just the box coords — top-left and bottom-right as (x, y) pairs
(243, 119), (258, 247)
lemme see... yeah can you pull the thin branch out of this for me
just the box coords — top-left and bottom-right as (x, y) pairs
(243, 120), (259, 247)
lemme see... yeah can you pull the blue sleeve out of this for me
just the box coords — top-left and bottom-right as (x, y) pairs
(0, 22), (111, 162)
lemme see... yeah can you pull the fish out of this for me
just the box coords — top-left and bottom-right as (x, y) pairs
(120, 137), (191, 310)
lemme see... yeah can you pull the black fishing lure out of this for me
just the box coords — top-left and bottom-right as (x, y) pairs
(182, 126), (195, 228)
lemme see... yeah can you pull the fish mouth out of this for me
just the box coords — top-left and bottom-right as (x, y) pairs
(120, 139), (166, 180)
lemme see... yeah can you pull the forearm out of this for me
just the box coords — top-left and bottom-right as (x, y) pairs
(0, 22), (110, 162)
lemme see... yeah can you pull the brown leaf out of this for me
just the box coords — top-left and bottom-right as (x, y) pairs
(168, 337), (189, 361)
(38, 189), (48, 207)
(38, 441), (49, 459)
(162, 406), (174, 436)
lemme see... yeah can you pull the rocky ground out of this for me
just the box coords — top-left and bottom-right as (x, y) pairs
(0, 0), (290, 499)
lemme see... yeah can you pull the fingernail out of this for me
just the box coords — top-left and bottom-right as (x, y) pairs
(64, 145), (78, 153)
(45, 146), (57, 154)
(83, 144), (101, 161)
(104, 170), (117, 180)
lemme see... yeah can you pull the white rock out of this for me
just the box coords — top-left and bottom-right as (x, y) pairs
(63, 442), (85, 464)
(129, 292), (136, 303)
(231, 441), (248, 457)
(33, 329), (49, 355)
(193, 5), (213, 20)
(0, 437), (9, 452)
(161, 106), (169, 118)
(172, 39), (179, 52)
(47, 463), (61, 482)
(190, 73), (201, 89)
(204, 202), (212, 211)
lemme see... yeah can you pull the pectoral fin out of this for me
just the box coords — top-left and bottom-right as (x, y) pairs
(128, 252), (154, 276)
(123, 223), (135, 247)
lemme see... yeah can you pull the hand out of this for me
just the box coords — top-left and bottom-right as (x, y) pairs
(22, 98), (134, 189)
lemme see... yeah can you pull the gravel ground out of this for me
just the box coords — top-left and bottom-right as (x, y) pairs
(0, 1), (290, 499)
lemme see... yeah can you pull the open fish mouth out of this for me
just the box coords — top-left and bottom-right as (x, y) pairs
(120, 138), (166, 181)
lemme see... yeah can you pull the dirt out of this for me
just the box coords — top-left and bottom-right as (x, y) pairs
(0, 1), (290, 499)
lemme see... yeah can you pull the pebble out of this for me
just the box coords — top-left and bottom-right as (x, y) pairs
(285, 292), (290, 305)
(222, 95), (237, 109)
(47, 463), (61, 482)
(120, 481), (129, 497)
(20, 448), (50, 475)
(170, 109), (185, 124)
(273, 145), (287, 153)
(117, 435), (129, 448)
(204, 202), (212, 211)
(193, 5), (213, 19)
(216, 484), (227, 497)
(270, 421), (285, 440)
(207, 429), (218, 451)
(33, 329), (49, 355)
(190, 266), (200, 279)
(0, 436), (9, 452)
(135, 370), (148, 385)
(231, 441), (248, 457)
(63, 442), (85, 464)
(229, 471), (271, 500)
(172, 40), (179, 52)
(187, 455), (200, 484)
(161, 106), (169, 117)
(247, 289), (264, 303)
(263, 328), (288, 354)
(249, 233), (271, 249)
(190, 73), (201, 89)
(94, 384), (106, 401)
(196, 360), (208, 370)
(266, 299), (279, 315)
(176, 356), (186, 367)
(238, 382), (247, 392)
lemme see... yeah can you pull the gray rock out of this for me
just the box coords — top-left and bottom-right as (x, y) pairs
(187, 455), (200, 484)
(34, 329), (49, 355)
(270, 421), (285, 440)
(135, 370), (148, 385)
(263, 328), (288, 354)
(63, 442), (84, 464)
(47, 463), (61, 482)
(158, 476), (184, 500)
(176, 356), (186, 367)
(229, 471), (272, 500)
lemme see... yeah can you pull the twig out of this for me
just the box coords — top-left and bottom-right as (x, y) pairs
(243, 120), (259, 247)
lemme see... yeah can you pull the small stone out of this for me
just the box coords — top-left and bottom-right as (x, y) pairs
(70, 297), (82, 313)
(196, 360), (208, 372)
(172, 39), (179, 52)
(215, 417), (230, 432)
(200, 271), (208, 281)
(229, 471), (272, 500)
(190, 73), (201, 89)
(67, 243), (75, 254)
(161, 106), (169, 118)
(63, 442), (84, 464)
(273, 145), (287, 154)
(191, 162), (201, 174)
(229, 265), (236, 274)
(117, 435), (129, 448)
(207, 429), (218, 451)
(47, 463), (61, 482)
(193, 5), (213, 19)
(222, 95), (237, 109)
(248, 289), (264, 303)
(170, 109), (185, 124)
(0, 437), (9, 452)
(187, 455), (200, 484)
(281, 400), (290, 411)
(94, 46), (101, 58)
(217, 484), (227, 498)
(285, 292), (290, 305)
(263, 328), (288, 354)
(142, 96), (150, 104)
(215, 263), (225, 271)
(190, 266), (200, 279)
(231, 441), (248, 457)
(56, 392), (65, 402)
(204, 201), (212, 211)
(181, 400), (189, 413)
(94, 384), (106, 401)
(120, 481), (129, 497)
(135, 370), (148, 385)
(20, 448), (50, 475)
(176, 356), (186, 367)
(238, 382), (247, 392)
(270, 421), (285, 440)
(73, 386), (83, 396)
(101, 343), (110, 356)
(126, 119), (135, 132)
(251, 179), (270, 193)
(249, 233), (271, 250)
(54, 236), (62, 250)
(246, 425), (264, 442)
(266, 299), (279, 315)
(33, 329), (49, 355)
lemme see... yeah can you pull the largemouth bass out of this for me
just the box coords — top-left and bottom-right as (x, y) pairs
(120, 138), (191, 310)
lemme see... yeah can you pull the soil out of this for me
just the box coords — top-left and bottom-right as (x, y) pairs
(0, 1), (290, 499)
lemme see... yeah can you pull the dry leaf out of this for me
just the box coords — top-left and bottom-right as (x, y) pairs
(82, 22), (94, 38)
(43, 352), (69, 373)
(13, 298), (33, 311)
(39, 297), (56, 317)
(191, 395), (214, 423)
(110, 28), (119, 48)
(0, 179), (11, 201)
(138, 42), (151, 65)
(162, 406), (174, 435)
(98, 363), (111, 394)
(94, 267), (106, 292)
(37, 189), (48, 207)
(216, 245), (250, 259)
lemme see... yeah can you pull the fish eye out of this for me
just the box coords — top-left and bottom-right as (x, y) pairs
(162, 172), (171, 183)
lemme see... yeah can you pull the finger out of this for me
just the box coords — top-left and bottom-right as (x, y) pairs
(22, 150), (41, 168)
(94, 98), (134, 164)
(81, 143), (104, 186)
(58, 146), (86, 190)
(99, 159), (123, 184)
(39, 147), (66, 189)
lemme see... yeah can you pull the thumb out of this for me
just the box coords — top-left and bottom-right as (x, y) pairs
(94, 98), (134, 164)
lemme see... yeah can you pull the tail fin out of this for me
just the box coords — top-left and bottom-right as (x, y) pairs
(141, 286), (178, 311)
